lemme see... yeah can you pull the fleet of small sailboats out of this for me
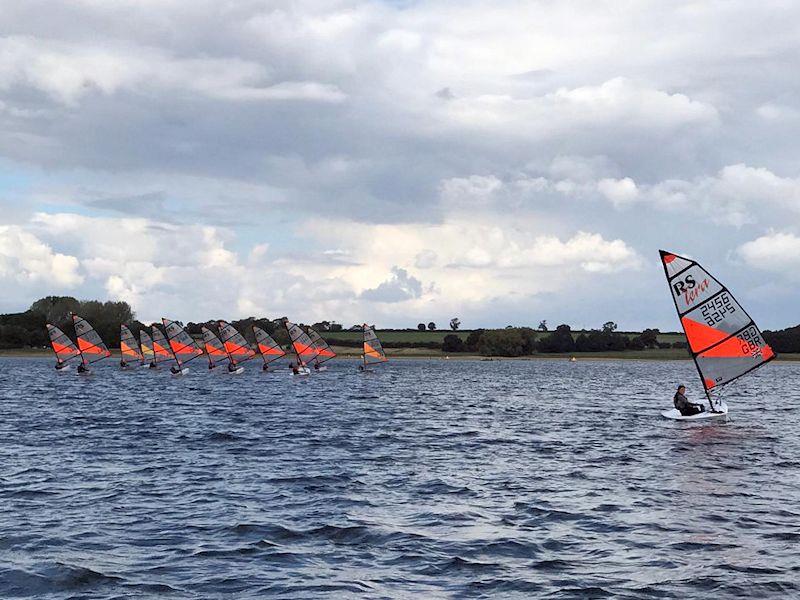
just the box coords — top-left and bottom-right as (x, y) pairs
(44, 250), (774, 418)
(46, 315), (388, 377)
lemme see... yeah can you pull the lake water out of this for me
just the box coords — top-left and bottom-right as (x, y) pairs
(0, 356), (798, 598)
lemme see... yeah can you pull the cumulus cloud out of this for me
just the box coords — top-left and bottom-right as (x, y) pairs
(0, 225), (82, 287)
(360, 267), (423, 302)
(441, 78), (718, 137)
(737, 232), (800, 271)
(1, 1), (800, 327)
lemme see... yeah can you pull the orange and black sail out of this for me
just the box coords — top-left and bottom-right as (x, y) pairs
(660, 250), (774, 396)
(46, 323), (80, 365)
(162, 318), (203, 368)
(120, 324), (143, 365)
(71, 313), (112, 366)
(140, 330), (155, 364)
(363, 324), (387, 366)
(308, 327), (336, 365)
(284, 320), (318, 365)
(151, 326), (172, 365)
(217, 320), (256, 366)
(253, 326), (285, 365)
(202, 326), (228, 368)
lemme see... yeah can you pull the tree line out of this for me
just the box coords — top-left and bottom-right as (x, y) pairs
(439, 323), (683, 356)
(3, 296), (800, 357)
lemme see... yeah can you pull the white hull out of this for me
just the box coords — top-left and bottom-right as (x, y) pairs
(661, 400), (728, 421)
(227, 367), (245, 375)
(171, 367), (190, 376)
(314, 365), (328, 372)
(294, 366), (311, 376)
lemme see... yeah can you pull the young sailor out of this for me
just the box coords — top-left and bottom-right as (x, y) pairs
(673, 385), (705, 416)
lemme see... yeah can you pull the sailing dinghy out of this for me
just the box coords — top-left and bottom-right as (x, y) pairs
(120, 324), (143, 369)
(284, 320), (317, 375)
(150, 326), (172, 369)
(253, 325), (286, 371)
(72, 313), (112, 374)
(659, 250), (775, 420)
(46, 323), (81, 371)
(202, 326), (228, 370)
(162, 318), (204, 375)
(308, 327), (336, 371)
(362, 324), (388, 371)
(140, 330), (155, 367)
(218, 320), (256, 374)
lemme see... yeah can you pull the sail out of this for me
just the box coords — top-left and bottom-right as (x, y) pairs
(308, 327), (336, 364)
(46, 323), (80, 364)
(120, 324), (143, 363)
(660, 250), (775, 393)
(253, 326), (285, 364)
(218, 320), (256, 364)
(140, 330), (154, 363)
(285, 320), (318, 364)
(363, 324), (387, 365)
(202, 326), (229, 366)
(71, 313), (111, 364)
(162, 318), (203, 366)
(151, 326), (172, 364)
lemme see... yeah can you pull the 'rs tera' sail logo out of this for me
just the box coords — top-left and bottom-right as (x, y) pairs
(673, 275), (709, 305)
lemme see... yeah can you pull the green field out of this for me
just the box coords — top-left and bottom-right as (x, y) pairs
(325, 329), (688, 344)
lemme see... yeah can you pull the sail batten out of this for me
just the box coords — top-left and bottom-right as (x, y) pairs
(660, 249), (774, 395)
(253, 326), (285, 364)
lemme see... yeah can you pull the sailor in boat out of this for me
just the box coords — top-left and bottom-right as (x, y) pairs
(262, 362), (269, 371)
(170, 365), (182, 375)
(149, 361), (157, 369)
(227, 362), (238, 373)
(673, 385), (705, 416)
(55, 359), (66, 370)
(77, 363), (88, 374)
(290, 362), (299, 375)
(120, 359), (128, 369)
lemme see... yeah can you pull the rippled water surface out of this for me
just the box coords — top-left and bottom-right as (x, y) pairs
(1, 356), (799, 598)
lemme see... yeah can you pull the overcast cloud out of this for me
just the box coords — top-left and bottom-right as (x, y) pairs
(1, 0), (799, 329)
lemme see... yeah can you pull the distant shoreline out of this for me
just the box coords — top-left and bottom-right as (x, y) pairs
(5, 347), (800, 361)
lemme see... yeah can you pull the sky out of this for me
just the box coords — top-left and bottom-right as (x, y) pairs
(1, 0), (799, 330)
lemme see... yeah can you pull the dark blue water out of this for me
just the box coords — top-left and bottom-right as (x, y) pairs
(1, 356), (799, 598)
